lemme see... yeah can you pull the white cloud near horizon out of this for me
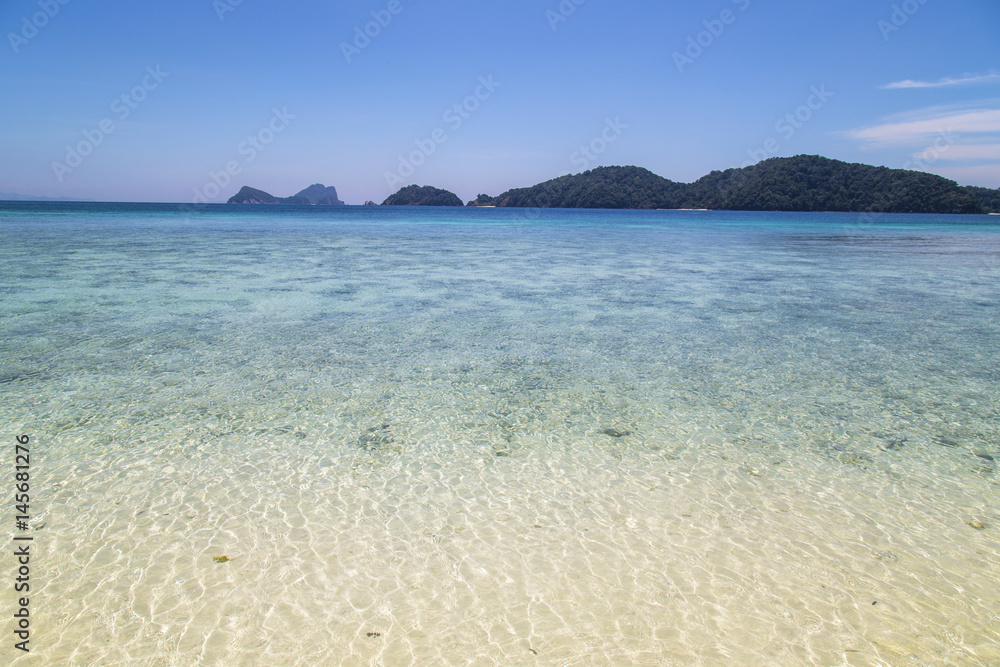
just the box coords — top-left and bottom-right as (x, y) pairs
(882, 73), (1000, 89)
(848, 107), (1000, 145)
(914, 143), (1000, 162)
(924, 164), (1000, 188)
(849, 104), (1000, 187)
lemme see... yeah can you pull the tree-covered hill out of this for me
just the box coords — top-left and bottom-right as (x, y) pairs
(382, 185), (463, 206)
(472, 156), (988, 214)
(684, 156), (982, 213)
(481, 166), (686, 209)
(965, 186), (1000, 214)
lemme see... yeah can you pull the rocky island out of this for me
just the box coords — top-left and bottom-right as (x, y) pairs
(228, 184), (345, 205)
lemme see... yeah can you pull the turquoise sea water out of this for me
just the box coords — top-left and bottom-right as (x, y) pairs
(2, 203), (999, 665)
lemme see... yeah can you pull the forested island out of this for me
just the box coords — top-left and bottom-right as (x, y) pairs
(966, 185), (1000, 213)
(469, 156), (995, 214)
(381, 185), (464, 207)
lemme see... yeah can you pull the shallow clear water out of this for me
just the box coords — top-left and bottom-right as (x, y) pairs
(2, 203), (999, 665)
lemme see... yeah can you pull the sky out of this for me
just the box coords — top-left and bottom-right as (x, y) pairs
(1, 0), (998, 204)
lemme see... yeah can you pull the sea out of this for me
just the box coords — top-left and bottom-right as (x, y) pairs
(1, 202), (999, 665)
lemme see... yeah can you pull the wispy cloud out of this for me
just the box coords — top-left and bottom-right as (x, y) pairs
(926, 164), (1000, 188)
(914, 143), (1000, 162)
(848, 106), (1000, 145)
(882, 72), (1000, 89)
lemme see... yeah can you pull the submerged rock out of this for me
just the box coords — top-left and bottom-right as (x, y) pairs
(837, 451), (874, 467)
(973, 453), (996, 476)
(213, 555), (233, 563)
(933, 435), (960, 448)
(358, 424), (393, 451)
(882, 437), (907, 451)
(966, 518), (986, 531)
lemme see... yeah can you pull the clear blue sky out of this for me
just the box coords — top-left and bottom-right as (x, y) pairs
(2, 0), (998, 203)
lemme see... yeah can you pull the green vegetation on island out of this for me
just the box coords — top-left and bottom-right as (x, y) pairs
(965, 186), (1000, 214)
(684, 156), (982, 213)
(473, 166), (685, 209)
(382, 185), (463, 207)
(468, 194), (497, 207)
(470, 156), (992, 214)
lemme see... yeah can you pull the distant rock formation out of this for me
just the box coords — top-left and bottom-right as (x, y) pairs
(228, 184), (345, 205)
(227, 187), (307, 205)
(293, 184), (345, 205)
(382, 185), (463, 207)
